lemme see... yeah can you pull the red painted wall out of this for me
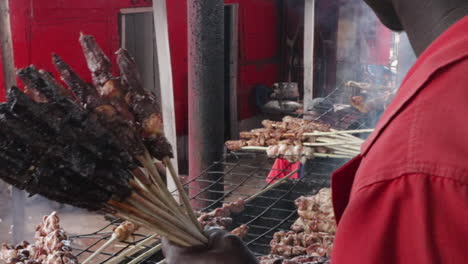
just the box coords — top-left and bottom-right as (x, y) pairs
(1, 0), (282, 135)
(2, 0), (190, 134)
(226, 0), (282, 120)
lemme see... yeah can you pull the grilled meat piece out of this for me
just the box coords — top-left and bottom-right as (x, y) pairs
(117, 49), (163, 137)
(258, 255), (285, 264)
(231, 225), (249, 238)
(145, 136), (174, 160)
(79, 33), (113, 87)
(225, 140), (246, 151)
(52, 54), (100, 108)
(0, 87), (135, 210)
(117, 48), (173, 160)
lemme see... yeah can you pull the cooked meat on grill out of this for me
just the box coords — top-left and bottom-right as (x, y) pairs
(270, 231), (334, 258)
(231, 225), (249, 238)
(197, 198), (246, 230)
(351, 93), (394, 114)
(1, 212), (77, 264)
(266, 144), (315, 163)
(266, 188), (335, 261)
(293, 189), (335, 234)
(225, 116), (334, 159)
(284, 255), (330, 264)
(258, 255), (285, 264)
(113, 221), (139, 241)
(225, 140), (247, 151)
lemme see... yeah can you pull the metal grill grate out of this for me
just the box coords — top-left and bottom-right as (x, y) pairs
(70, 152), (349, 263)
(70, 90), (377, 263)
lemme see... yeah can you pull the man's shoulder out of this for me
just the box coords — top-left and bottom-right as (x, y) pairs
(355, 57), (468, 188)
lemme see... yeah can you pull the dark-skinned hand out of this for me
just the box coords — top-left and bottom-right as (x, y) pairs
(161, 228), (259, 264)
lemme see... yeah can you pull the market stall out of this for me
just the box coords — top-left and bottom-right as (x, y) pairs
(0, 0), (413, 263)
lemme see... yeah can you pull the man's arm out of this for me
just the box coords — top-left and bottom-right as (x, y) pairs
(332, 174), (468, 263)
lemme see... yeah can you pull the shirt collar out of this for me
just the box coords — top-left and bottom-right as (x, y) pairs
(361, 16), (468, 155)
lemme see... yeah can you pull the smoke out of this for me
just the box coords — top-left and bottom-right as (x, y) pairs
(333, 0), (416, 127)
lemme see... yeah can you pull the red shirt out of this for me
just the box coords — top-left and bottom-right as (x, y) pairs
(331, 16), (468, 264)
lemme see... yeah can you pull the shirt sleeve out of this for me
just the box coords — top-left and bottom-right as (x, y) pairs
(331, 173), (468, 264)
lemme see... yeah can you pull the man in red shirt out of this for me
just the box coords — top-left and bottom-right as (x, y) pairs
(162, 0), (468, 263)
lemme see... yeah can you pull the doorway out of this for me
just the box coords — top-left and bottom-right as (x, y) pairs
(120, 8), (160, 101)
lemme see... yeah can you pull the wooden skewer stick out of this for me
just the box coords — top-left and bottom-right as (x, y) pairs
(315, 137), (362, 149)
(121, 203), (202, 246)
(163, 157), (204, 232)
(313, 153), (353, 159)
(136, 167), (192, 236)
(114, 244), (148, 249)
(240, 147), (354, 159)
(330, 129), (365, 141)
(126, 244), (163, 264)
(157, 259), (167, 264)
(303, 141), (361, 147)
(114, 210), (192, 247)
(110, 201), (201, 246)
(317, 132), (364, 143)
(245, 169), (300, 203)
(128, 194), (207, 244)
(131, 164), (176, 210)
(242, 146), (268, 151)
(82, 219), (141, 264)
(138, 152), (190, 220)
(82, 234), (119, 264)
(302, 129), (374, 137)
(327, 146), (360, 155)
(333, 150), (359, 156)
(106, 234), (158, 264)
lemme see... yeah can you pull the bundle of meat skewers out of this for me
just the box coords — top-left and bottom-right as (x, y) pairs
(106, 200), (250, 264)
(226, 116), (372, 161)
(258, 188), (335, 264)
(0, 34), (206, 249)
(0, 212), (77, 264)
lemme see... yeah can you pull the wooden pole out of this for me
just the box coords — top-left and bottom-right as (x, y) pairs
(152, 0), (178, 193)
(0, 0), (15, 92)
(303, 0), (315, 116)
(0, 0), (25, 244)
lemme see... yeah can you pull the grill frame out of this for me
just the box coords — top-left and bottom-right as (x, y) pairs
(70, 86), (375, 263)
